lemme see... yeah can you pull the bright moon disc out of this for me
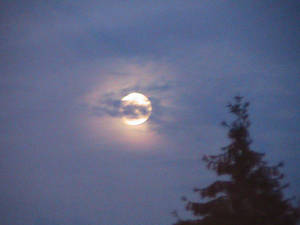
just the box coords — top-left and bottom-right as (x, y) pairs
(120, 92), (152, 125)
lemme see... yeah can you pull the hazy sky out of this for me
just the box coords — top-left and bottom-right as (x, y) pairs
(1, 1), (299, 225)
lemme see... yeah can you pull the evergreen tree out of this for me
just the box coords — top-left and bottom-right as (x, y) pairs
(174, 96), (299, 225)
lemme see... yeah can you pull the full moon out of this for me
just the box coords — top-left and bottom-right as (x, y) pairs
(120, 92), (152, 125)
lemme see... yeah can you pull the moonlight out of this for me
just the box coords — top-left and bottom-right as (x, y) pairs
(120, 92), (152, 125)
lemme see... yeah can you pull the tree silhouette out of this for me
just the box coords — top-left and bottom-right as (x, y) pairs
(174, 96), (299, 225)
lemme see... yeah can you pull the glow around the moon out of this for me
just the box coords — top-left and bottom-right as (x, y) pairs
(120, 92), (152, 125)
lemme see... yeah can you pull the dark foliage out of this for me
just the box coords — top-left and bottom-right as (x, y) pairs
(174, 96), (299, 225)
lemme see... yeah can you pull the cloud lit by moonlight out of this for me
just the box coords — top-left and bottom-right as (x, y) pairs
(78, 60), (176, 151)
(120, 92), (152, 126)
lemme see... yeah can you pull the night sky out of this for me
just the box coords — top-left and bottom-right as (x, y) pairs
(1, 1), (299, 225)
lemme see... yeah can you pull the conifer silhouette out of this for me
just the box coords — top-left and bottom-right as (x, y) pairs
(174, 96), (299, 225)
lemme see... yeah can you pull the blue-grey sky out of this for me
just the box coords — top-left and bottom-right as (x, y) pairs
(1, 1), (299, 225)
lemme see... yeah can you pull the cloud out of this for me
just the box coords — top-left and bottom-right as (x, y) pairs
(90, 93), (122, 117)
(81, 59), (176, 121)
(121, 103), (150, 120)
(75, 59), (180, 151)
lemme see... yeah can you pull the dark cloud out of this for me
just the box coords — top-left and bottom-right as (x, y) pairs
(92, 94), (122, 117)
(86, 79), (175, 130)
(120, 104), (149, 119)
